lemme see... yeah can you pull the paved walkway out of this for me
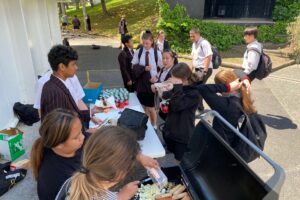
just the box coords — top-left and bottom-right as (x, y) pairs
(1, 36), (299, 199)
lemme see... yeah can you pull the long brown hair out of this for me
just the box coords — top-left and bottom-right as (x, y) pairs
(31, 109), (79, 180)
(214, 69), (256, 114)
(171, 62), (200, 85)
(68, 126), (140, 200)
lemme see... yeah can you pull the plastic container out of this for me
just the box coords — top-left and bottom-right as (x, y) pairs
(147, 168), (168, 190)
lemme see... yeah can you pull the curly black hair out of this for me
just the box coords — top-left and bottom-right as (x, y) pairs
(48, 45), (78, 71)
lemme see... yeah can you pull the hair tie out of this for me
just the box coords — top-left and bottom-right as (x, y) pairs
(79, 166), (89, 174)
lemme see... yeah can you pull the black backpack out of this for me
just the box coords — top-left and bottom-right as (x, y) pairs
(13, 102), (40, 126)
(117, 108), (148, 140)
(234, 102), (267, 163)
(247, 48), (272, 80)
(200, 40), (222, 69)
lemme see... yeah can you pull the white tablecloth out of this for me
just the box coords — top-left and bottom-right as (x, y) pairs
(90, 93), (166, 158)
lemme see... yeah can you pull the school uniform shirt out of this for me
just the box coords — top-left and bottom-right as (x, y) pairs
(191, 38), (213, 69)
(132, 47), (163, 78)
(156, 39), (170, 52)
(34, 70), (85, 109)
(40, 75), (90, 123)
(242, 40), (262, 74)
(62, 15), (68, 24)
(38, 132), (91, 200)
(162, 84), (199, 144)
(197, 84), (244, 146)
(158, 66), (173, 83)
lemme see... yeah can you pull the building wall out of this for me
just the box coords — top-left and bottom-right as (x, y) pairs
(0, 0), (61, 129)
(166, 0), (205, 19)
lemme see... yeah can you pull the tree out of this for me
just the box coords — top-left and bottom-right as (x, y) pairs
(58, 2), (62, 15)
(75, 0), (80, 10)
(101, 0), (108, 15)
(60, 3), (66, 15)
(90, 0), (94, 7)
(81, 0), (87, 31)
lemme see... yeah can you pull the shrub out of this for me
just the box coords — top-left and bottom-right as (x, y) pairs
(273, 0), (300, 22)
(157, 0), (288, 53)
(287, 16), (300, 60)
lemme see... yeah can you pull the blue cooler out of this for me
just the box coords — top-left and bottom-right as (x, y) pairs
(83, 82), (103, 104)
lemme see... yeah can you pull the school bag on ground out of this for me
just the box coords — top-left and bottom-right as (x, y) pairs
(247, 48), (272, 80)
(13, 102), (40, 126)
(234, 101), (267, 163)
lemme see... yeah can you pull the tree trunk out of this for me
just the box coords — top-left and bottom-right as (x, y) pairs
(90, 0), (94, 7)
(65, 3), (69, 10)
(81, 0), (87, 31)
(61, 3), (66, 15)
(58, 2), (62, 15)
(101, 0), (108, 15)
(75, 0), (80, 10)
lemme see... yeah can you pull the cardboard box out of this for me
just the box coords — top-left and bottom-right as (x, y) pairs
(0, 128), (25, 161)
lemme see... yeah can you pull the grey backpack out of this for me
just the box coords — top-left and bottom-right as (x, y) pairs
(247, 48), (272, 80)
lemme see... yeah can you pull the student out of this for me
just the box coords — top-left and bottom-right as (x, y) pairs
(34, 70), (87, 114)
(56, 126), (147, 200)
(118, 34), (135, 92)
(85, 15), (92, 32)
(118, 15), (128, 49)
(151, 50), (176, 120)
(62, 38), (70, 46)
(242, 27), (262, 81)
(72, 15), (80, 31)
(132, 31), (163, 129)
(190, 27), (213, 111)
(156, 30), (170, 52)
(197, 69), (252, 146)
(61, 14), (68, 31)
(40, 45), (102, 126)
(30, 109), (159, 200)
(162, 63), (200, 161)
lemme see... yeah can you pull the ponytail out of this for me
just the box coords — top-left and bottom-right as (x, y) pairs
(68, 172), (102, 200)
(240, 85), (256, 114)
(30, 138), (44, 180)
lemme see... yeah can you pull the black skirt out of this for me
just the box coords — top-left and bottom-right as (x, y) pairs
(137, 92), (155, 107)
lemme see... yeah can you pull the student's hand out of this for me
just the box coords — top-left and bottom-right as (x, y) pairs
(168, 77), (183, 85)
(229, 79), (242, 92)
(91, 106), (104, 115)
(150, 76), (158, 84)
(137, 154), (159, 169)
(91, 116), (103, 125)
(145, 65), (151, 71)
(127, 80), (133, 86)
(242, 79), (251, 94)
(118, 181), (140, 200)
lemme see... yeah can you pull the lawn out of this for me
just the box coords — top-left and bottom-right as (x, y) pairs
(63, 0), (159, 42)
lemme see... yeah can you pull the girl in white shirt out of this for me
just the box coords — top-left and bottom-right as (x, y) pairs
(132, 31), (163, 129)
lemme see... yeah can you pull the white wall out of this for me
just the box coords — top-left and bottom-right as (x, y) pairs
(0, 0), (61, 129)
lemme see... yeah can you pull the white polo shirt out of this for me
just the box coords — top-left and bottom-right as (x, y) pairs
(191, 38), (213, 69)
(34, 70), (85, 109)
(242, 40), (262, 74)
(132, 47), (163, 78)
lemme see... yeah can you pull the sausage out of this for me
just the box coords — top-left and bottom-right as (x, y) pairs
(169, 184), (182, 194)
(172, 192), (187, 200)
(173, 185), (186, 195)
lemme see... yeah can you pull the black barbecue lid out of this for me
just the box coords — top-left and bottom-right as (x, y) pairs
(179, 118), (270, 200)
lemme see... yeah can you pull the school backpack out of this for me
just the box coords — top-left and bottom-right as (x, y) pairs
(13, 102), (40, 126)
(234, 101), (267, 163)
(247, 48), (272, 80)
(200, 41), (222, 69)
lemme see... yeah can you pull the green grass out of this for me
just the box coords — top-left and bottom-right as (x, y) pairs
(63, 0), (159, 42)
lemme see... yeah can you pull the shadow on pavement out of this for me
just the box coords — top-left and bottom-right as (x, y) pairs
(260, 114), (298, 130)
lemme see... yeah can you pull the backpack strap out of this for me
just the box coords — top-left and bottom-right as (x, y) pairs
(247, 47), (262, 55)
(138, 46), (158, 66)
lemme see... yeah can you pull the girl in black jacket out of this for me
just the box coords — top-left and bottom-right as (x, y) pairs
(161, 63), (200, 161)
(197, 69), (253, 146)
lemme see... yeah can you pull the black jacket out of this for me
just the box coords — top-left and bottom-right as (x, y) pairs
(118, 47), (134, 88)
(163, 40), (170, 51)
(197, 84), (243, 145)
(163, 84), (199, 144)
